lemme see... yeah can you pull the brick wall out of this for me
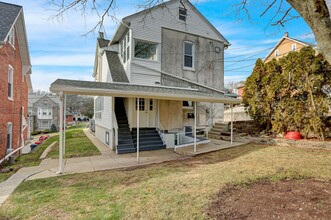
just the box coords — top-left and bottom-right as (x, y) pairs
(0, 27), (29, 159)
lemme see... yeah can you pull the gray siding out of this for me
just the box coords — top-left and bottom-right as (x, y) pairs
(161, 28), (224, 90)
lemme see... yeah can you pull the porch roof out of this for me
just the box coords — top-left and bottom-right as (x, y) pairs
(50, 79), (241, 104)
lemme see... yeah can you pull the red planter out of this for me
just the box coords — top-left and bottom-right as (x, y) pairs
(285, 131), (302, 140)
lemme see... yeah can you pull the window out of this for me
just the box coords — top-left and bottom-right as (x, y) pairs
(135, 98), (145, 111)
(149, 99), (153, 111)
(7, 123), (12, 151)
(275, 50), (279, 57)
(43, 100), (48, 105)
(184, 42), (194, 69)
(41, 120), (49, 128)
(121, 32), (130, 63)
(179, 7), (187, 21)
(134, 40), (157, 60)
(95, 97), (104, 119)
(8, 66), (13, 99)
(8, 28), (14, 46)
(183, 101), (193, 108)
(292, 44), (297, 51)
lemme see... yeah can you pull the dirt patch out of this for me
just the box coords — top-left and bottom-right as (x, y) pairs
(207, 179), (331, 220)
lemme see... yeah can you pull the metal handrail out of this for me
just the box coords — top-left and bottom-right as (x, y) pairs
(205, 107), (224, 126)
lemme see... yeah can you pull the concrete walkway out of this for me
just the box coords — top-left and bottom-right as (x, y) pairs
(0, 130), (245, 206)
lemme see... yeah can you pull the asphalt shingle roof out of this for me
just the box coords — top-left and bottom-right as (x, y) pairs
(106, 51), (130, 83)
(97, 38), (110, 48)
(0, 2), (21, 42)
(50, 79), (241, 104)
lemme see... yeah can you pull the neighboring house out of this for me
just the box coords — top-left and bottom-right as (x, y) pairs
(50, 0), (240, 155)
(264, 32), (312, 62)
(0, 2), (32, 161)
(28, 94), (59, 131)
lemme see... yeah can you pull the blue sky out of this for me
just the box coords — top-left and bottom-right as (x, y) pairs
(8, 0), (315, 91)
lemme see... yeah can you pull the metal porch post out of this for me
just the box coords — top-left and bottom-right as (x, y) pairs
(230, 104), (233, 145)
(194, 101), (197, 153)
(137, 98), (140, 164)
(58, 91), (64, 174)
(63, 94), (66, 155)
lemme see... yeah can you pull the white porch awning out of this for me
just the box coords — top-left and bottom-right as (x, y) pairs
(50, 79), (241, 104)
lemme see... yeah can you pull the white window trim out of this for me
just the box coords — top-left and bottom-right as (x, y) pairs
(183, 41), (195, 71)
(274, 49), (279, 57)
(8, 27), (15, 48)
(291, 43), (297, 51)
(8, 65), (14, 101)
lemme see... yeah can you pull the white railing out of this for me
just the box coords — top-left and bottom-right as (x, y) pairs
(0, 145), (25, 165)
(173, 128), (209, 151)
(155, 115), (166, 145)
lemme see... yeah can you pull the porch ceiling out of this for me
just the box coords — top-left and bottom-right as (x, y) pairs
(50, 79), (241, 104)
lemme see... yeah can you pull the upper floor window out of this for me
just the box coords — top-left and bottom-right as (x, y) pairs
(291, 44), (297, 51)
(134, 40), (157, 61)
(121, 32), (130, 63)
(8, 28), (15, 47)
(179, 7), (187, 21)
(8, 66), (13, 99)
(275, 50), (279, 57)
(183, 41), (195, 70)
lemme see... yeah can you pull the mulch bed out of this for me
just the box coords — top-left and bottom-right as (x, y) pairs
(207, 179), (331, 219)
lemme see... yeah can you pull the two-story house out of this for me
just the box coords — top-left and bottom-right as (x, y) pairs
(264, 32), (312, 62)
(28, 94), (60, 131)
(50, 0), (240, 156)
(0, 2), (32, 162)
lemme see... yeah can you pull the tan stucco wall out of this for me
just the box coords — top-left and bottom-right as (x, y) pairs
(159, 100), (183, 130)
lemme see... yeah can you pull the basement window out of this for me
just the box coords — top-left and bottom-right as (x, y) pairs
(7, 123), (12, 151)
(179, 7), (187, 21)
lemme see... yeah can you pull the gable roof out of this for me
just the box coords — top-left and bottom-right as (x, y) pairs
(28, 94), (60, 107)
(110, 0), (230, 46)
(0, 1), (32, 90)
(0, 2), (21, 42)
(264, 34), (310, 61)
(105, 51), (130, 83)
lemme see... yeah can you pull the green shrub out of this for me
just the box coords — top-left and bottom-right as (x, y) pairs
(50, 124), (57, 133)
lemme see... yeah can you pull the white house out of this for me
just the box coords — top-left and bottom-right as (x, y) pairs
(50, 0), (240, 158)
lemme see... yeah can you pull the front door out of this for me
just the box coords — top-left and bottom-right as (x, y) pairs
(136, 98), (156, 127)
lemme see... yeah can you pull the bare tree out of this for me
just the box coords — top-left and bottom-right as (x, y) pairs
(49, 0), (331, 64)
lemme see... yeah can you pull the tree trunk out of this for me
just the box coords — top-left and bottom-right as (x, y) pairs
(287, 0), (331, 64)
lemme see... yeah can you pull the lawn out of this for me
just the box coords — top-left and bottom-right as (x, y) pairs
(0, 144), (330, 219)
(46, 125), (101, 159)
(0, 124), (100, 183)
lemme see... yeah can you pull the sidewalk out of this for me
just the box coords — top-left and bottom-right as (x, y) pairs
(0, 129), (245, 206)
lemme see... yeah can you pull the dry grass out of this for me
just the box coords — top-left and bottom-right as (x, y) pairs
(0, 144), (330, 219)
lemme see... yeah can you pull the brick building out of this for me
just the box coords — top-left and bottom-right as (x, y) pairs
(0, 2), (32, 161)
